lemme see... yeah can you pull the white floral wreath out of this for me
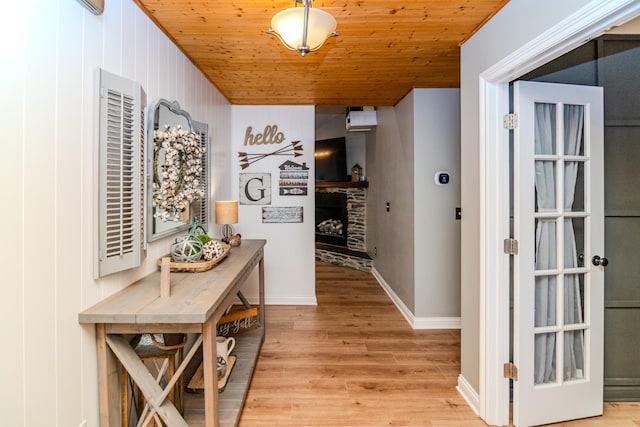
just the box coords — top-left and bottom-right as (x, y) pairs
(152, 125), (205, 221)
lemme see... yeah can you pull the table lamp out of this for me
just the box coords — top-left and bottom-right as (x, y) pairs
(215, 200), (238, 243)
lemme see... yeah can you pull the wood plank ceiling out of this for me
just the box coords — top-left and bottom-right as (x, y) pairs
(134, 0), (509, 106)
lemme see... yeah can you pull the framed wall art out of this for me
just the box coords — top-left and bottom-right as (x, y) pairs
(262, 206), (303, 223)
(278, 160), (309, 196)
(239, 173), (271, 205)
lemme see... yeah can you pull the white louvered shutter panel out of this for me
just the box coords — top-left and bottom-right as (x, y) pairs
(139, 90), (147, 250)
(96, 69), (144, 278)
(192, 120), (209, 227)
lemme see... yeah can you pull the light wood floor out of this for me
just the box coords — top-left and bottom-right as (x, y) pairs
(197, 261), (640, 426)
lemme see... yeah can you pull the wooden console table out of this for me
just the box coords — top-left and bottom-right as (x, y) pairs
(79, 239), (266, 427)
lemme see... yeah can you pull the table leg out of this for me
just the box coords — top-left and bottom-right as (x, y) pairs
(105, 335), (187, 426)
(96, 324), (120, 426)
(203, 315), (220, 427)
(258, 256), (265, 327)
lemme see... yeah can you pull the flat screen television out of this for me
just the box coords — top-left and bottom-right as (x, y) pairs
(315, 137), (347, 182)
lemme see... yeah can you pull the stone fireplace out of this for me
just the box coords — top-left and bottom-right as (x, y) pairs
(315, 183), (371, 271)
(315, 192), (348, 247)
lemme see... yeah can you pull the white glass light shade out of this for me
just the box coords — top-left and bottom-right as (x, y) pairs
(269, 6), (337, 55)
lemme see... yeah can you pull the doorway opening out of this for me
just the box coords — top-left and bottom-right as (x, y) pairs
(475, 4), (640, 427)
(511, 32), (640, 404)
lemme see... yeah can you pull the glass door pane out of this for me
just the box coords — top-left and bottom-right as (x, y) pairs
(533, 101), (588, 386)
(513, 80), (604, 427)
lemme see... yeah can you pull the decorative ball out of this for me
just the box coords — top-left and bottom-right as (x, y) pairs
(228, 233), (242, 247)
(202, 240), (225, 261)
(170, 236), (203, 263)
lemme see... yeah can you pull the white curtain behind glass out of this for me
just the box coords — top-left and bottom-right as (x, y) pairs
(534, 103), (585, 384)
(534, 103), (557, 384)
(563, 104), (585, 381)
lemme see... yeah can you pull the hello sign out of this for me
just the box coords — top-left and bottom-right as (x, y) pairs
(244, 125), (285, 146)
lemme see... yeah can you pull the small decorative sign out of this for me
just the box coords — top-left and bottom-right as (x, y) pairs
(279, 160), (309, 196)
(239, 173), (271, 205)
(238, 140), (303, 170)
(244, 125), (286, 146)
(262, 206), (303, 223)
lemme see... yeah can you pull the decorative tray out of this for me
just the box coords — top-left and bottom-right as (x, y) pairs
(157, 242), (231, 273)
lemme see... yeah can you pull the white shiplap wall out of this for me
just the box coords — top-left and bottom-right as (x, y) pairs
(0, 0), (231, 425)
(231, 106), (317, 306)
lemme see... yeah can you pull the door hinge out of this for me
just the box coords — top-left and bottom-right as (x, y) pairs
(504, 238), (519, 255)
(503, 113), (518, 130)
(504, 362), (518, 380)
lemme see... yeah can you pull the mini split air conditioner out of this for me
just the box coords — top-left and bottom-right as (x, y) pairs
(346, 109), (377, 132)
(76, 0), (104, 15)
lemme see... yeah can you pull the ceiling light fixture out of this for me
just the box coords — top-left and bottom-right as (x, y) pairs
(267, 0), (338, 57)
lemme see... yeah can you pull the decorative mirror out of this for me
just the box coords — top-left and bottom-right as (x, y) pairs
(147, 99), (208, 242)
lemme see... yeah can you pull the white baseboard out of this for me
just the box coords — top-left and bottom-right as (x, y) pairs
(238, 293), (318, 306)
(265, 296), (318, 305)
(457, 374), (480, 416)
(371, 267), (461, 330)
(413, 316), (461, 329)
(371, 267), (415, 325)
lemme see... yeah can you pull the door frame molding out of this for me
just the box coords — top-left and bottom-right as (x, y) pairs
(477, 2), (640, 425)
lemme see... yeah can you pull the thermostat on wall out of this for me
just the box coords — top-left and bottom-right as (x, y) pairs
(435, 171), (450, 185)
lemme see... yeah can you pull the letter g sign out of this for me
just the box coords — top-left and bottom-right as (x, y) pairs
(245, 177), (265, 202)
(239, 173), (272, 205)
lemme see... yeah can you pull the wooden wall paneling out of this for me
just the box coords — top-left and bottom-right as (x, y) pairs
(122, 0), (137, 79)
(159, 31), (171, 99)
(79, 0), (104, 344)
(80, 7), (108, 423)
(3, 3), (28, 426)
(56, 3), (86, 425)
(134, 5), (150, 93)
(147, 16), (161, 100)
(103, 0), (124, 75)
(23, 0), (58, 423)
(6, 1), (233, 425)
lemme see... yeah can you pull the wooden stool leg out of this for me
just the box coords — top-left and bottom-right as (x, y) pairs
(168, 356), (175, 413)
(177, 348), (184, 414)
(121, 369), (129, 427)
(136, 382), (145, 423)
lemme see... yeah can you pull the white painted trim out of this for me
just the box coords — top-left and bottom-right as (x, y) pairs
(264, 297), (318, 305)
(413, 316), (461, 330)
(457, 374), (481, 416)
(476, 1), (640, 426)
(371, 267), (460, 330)
(482, 0), (640, 83)
(371, 267), (415, 325)
(479, 79), (511, 427)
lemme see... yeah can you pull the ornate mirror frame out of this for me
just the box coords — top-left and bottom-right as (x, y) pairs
(146, 99), (207, 242)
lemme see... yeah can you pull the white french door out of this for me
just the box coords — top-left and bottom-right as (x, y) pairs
(512, 81), (605, 426)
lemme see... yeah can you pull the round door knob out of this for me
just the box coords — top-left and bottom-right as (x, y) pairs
(592, 255), (609, 267)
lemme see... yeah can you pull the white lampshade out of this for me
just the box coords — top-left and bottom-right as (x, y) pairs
(268, 1), (338, 56)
